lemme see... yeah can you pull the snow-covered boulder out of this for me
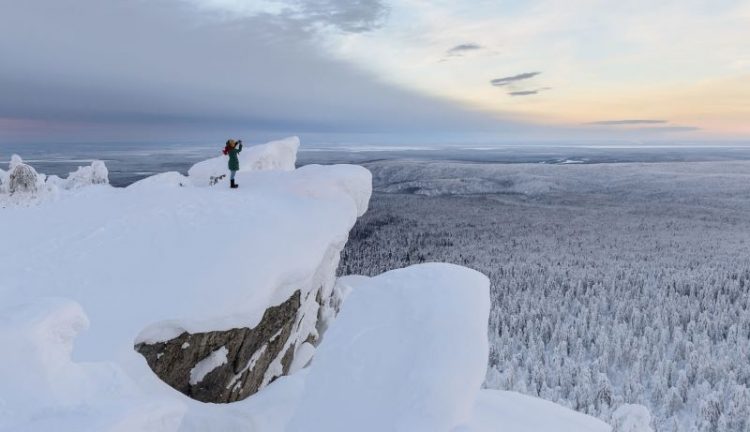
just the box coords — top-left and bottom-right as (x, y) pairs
(187, 136), (299, 187)
(289, 263), (490, 431)
(287, 263), (612, 432)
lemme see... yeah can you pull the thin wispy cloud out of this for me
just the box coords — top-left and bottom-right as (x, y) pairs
(490, 72), (541, 87)
(588, 120), (668, 126)
(636, 126), (702, 133)
(508, 88), (550, 97)
(446, 43), (482, 56)
(584, 119), (700, 133)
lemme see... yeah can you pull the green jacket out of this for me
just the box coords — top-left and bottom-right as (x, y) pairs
(228, 144), (242, 171)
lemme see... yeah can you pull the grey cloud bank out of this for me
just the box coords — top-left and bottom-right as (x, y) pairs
(0, 0), (523, 143)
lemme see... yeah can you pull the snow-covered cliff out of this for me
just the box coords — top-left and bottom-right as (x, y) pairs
(0, 138), (612, 431)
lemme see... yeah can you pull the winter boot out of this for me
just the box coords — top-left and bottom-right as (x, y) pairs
(230, 179), (238, 189)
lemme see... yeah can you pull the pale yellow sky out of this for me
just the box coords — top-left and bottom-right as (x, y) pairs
(315, 0), (750, 137)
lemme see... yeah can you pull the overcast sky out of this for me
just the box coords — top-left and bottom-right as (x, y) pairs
(1, 0), (748, 145)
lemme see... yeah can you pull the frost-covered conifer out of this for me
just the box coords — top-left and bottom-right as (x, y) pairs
(8, 160), (40, 194)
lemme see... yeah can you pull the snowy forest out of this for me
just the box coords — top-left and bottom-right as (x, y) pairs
(338, 160), (750, 432)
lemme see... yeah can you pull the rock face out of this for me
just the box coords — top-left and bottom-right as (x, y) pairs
(136, 290), (302, 403)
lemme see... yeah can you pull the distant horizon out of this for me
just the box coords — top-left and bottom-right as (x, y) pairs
(5, 137), (750, 188)
(2, 134), (750, 149)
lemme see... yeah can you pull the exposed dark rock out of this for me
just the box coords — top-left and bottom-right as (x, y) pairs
(135, 290), (301, 403)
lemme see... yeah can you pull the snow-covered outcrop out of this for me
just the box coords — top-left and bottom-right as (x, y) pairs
(1, 137), (371, 416)
(0, 138), (611, 431)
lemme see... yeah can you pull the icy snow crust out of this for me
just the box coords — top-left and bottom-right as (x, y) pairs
(0, 138), (609, 431)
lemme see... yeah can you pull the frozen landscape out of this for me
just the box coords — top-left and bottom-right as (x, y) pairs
(4, 0), (748, 430)
(341, 159), (750, 432)
(0, 138), (616, 432)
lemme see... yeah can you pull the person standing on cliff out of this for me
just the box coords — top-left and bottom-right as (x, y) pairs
(223, 139), (243, 189)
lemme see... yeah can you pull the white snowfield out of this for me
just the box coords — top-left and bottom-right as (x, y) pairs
(0, 137), (611, 432)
